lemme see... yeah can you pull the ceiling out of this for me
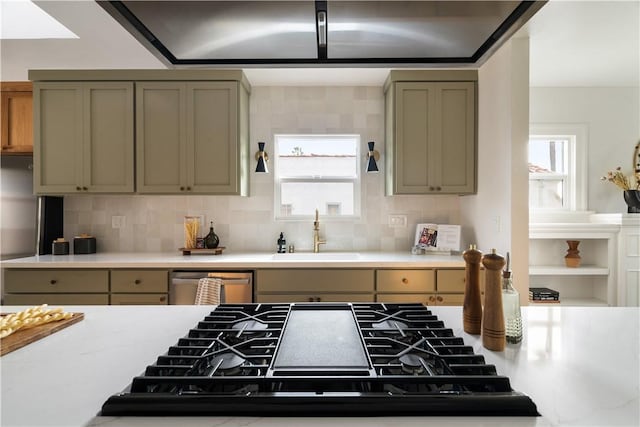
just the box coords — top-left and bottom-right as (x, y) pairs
(0, 0), (638, 87)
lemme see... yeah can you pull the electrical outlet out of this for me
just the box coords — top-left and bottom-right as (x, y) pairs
(388, 214), (407, 228)
(111, 215), (126, 229)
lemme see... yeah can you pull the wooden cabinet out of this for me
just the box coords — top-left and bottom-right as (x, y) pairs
(384, 70), (477, 195)
(110, 269), (169, 304)
(256, 269), (374, 303)
(136, 81), (249, 195)
(1, 82), (33, 155)
(33, 82), (134, 194)
(4, 269), (109, 305)
(3, 268), (169, 305)
(376, 268), (474, 306)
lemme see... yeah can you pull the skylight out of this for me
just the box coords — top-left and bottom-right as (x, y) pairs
(0, 0), (77, 39)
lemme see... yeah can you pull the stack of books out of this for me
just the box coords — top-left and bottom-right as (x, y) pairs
(529, 287), (560, 303)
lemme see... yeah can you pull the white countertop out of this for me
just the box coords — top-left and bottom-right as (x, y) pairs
(0, 251), (465, 269)
(1, 305), (638, 427)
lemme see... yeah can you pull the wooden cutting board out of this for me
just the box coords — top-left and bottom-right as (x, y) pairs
(0, 313), (84, 356)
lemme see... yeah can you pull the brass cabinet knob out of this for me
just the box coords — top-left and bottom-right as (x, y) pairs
(428, 296), (436, 302)
(429, 186), (434, 191)
(83, 186), (88, 191)
(436, 295), (443, 302)
(159, 296), (167, 302)
(186, 186), (191, 191)
(308, 297), (314, 302)
(76, 186), (81, 191)
(436, 186), (442, 191)
(134, 279), (141, 285)
(50, 279), (57, 285)
(180, 186), (185, 191)
(401, 278), (409, 284)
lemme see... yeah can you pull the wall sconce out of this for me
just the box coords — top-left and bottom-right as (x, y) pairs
(255, 141), (269, 173)
(366, 141), (380, 173)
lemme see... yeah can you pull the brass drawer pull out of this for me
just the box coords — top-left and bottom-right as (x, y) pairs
(401, 278), (409, 284)
(436, 296), (443, 302)
(50, 279), (57, 285)
(134, 279), (141, 285)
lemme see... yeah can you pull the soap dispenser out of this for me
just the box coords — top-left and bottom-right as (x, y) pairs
(277, 232), (287, 253)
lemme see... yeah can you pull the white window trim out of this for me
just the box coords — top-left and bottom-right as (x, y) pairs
(273, 134), (362, 221)
(529, 123), (588, 213)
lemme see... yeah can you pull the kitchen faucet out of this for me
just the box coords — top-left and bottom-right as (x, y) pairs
(313, 209), (326, 253)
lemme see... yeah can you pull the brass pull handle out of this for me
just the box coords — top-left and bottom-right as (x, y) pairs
(436, 186), (442, 191)
(76, 186), (81, 191)
(401, 278), (409, 284)
(134, 279), (141, 285)
(159, 296), (167, 302)
(83, 186), (88, 191)
(428, 296), (436, 302)
(316, 297), (321, 302)
(186, 186), (191, 191)
(50, 279), (57, 285)
(308, 297), (314, 302)
(436, 296), (443, 302)
(429, 186), (434, 191)
(180, 187), (185, 191)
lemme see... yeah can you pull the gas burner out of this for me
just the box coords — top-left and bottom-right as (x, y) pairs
(372, 319), (408, 331)
(102, 303), (539, 417)
(399, 353), (428, 375)
(209, 352), (246, 372)
(232, 319), (268, 332)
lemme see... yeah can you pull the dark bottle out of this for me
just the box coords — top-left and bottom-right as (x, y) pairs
(204, 222), (219, 249)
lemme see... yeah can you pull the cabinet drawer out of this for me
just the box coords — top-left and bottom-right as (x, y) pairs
(436, 293), (465, 306)
(376, 293), (432, 305)
(110, 270), (168, 293)
(4, 269), (109, 293)
(376, 270), (435, 292)
(436, 269), (485, 293)
(110, 293), (168, 305)
(256, 293), (374, 303)
(256, 270), (373, 293)
(3, 293), (109, 305)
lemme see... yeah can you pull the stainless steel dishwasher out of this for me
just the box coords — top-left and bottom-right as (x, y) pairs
(170, 271), (253, 304)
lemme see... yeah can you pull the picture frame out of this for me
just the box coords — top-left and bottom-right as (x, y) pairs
(415, 223), (438, 249)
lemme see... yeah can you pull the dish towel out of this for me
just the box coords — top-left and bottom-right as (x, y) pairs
(195, 277), (222, 305)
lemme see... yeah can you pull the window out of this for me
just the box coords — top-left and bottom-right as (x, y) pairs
(274, 134), (360, 219)
(528, 124), (587, 212)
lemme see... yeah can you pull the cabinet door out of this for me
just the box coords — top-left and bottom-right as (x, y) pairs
(186, 82), (239, 194)
(433, 82), (475, 193)
(376, 270), (435, 293)
(257, 293), (373, 303)
(1, 83), (33, 155)
(256, 269), (374, 293)
(136, 82), (186, 193)
(388, 81), (475, 195)
(33, 82), (83, 193)
(5, 269), (109, 293)
(83, 83), (134, 192)
(110, 270), (168, 293)
(3, 294), (109, 305)
(376, 293), (433, 305)
(110, 293), (168, 305)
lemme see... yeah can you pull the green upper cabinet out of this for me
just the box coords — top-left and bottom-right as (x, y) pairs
(33, 82), (134, 194)
(136, 81), (249, 195)
(384, 71), (477, 195)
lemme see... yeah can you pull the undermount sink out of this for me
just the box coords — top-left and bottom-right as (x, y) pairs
(271, 252), (361, 261)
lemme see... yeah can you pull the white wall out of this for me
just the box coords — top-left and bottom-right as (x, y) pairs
(530, 87), (640, 213)
(62, 86), (462, 253)
(459, 37), (530, 303)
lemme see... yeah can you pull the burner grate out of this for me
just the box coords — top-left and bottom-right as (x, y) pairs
(102, 302), (538, 416)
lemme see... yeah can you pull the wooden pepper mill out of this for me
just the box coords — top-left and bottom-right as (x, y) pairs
(481, 249), (506, 351)
(462, 244), (483, 335)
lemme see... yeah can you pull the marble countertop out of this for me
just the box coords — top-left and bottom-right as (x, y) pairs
(1, 305), (637, 427)
(0, 251), (466, 269)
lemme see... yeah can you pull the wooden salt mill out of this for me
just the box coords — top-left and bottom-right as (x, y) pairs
(462, 244), (483, 335)
(481, 249), (506, 351)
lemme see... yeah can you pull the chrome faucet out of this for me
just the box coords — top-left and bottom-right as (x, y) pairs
(313, 209), (326, 253)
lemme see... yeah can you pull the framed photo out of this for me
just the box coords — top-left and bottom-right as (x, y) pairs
(415, 224), (438, 249)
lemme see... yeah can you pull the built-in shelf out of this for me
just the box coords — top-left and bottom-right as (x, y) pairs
(529, 266), (609, 276)
(529, 297), (608, 307)
(529, 222), (619, 307)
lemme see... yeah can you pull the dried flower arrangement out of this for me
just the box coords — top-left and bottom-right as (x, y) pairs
(601, 142), (640, 191)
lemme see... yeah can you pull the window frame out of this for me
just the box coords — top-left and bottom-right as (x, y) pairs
(273, 134), (361, 221)
(529, 124), (588, 213)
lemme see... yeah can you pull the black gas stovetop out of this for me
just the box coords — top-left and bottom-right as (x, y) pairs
(101, 303), (538, 416)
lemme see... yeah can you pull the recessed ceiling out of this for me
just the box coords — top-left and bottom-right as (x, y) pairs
(99, 0), (545, 66)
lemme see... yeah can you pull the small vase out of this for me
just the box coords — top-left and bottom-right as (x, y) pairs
(565, 240), (581, 268)
(623, 190), (640, 214)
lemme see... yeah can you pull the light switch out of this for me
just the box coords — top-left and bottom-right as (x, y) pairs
(112, 216), (126, 229)
(388, 214), (407, 228)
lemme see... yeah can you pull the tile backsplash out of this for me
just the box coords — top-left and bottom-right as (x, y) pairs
(63, 86), (461, 253)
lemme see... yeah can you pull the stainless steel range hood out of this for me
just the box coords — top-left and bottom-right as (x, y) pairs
(98, 0), (546, 67)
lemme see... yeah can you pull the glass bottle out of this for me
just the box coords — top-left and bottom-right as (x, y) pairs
(502, 253), (523, 344)
(204, 222), (219, 249)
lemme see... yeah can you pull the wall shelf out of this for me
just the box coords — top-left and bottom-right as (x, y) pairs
(529, 266), (609, 276)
